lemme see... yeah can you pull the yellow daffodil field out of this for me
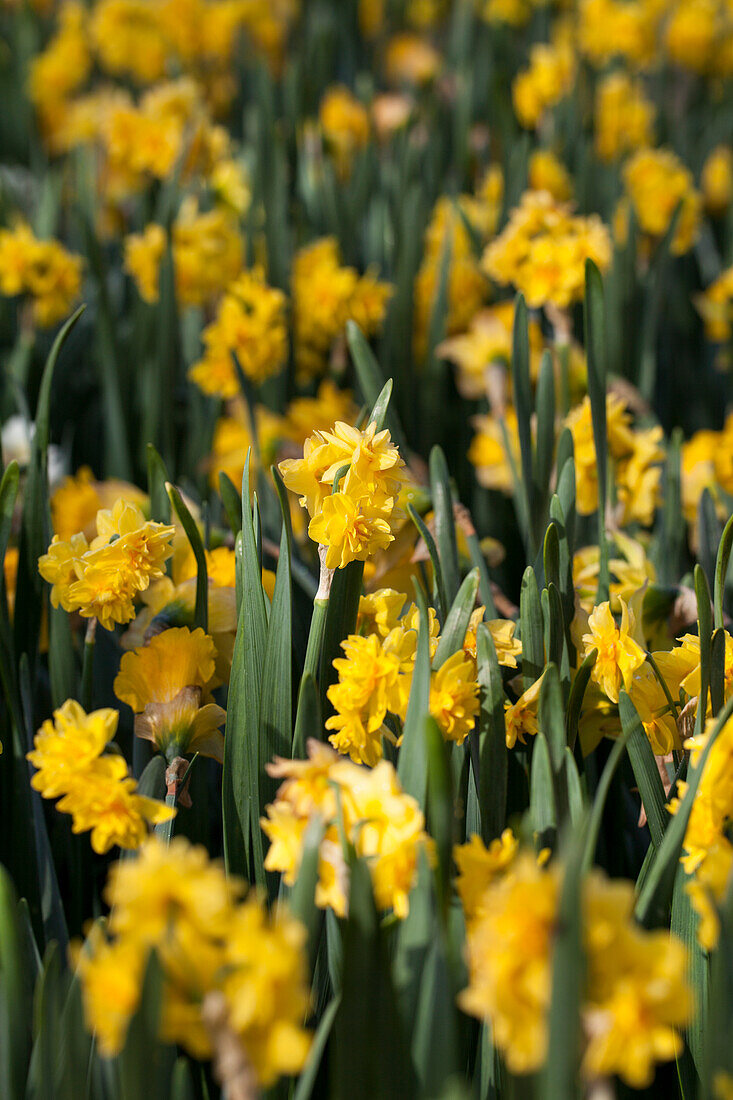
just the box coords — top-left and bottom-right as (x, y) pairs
(2, 0), (733, 1097)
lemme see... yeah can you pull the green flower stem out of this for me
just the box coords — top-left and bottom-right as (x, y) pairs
(80, 616), (97, 713)
(302, 546), (335, 684)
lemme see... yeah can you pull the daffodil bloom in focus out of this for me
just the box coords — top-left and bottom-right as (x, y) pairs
(309, 492), (394, 569)
(429, 650), (480, 745)
(582, 599), (646, 704)
(114, 627), (226, 762)
(38, 499), (175, 629)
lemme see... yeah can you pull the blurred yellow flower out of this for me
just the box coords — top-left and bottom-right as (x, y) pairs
(482, 190), (611, 310)
(189, 268), (288, 397)
(0, 222), (82, 327)
(623, 147), (702, 256)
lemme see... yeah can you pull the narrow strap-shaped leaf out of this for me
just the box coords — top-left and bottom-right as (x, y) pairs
(319, 560), (364, 716)
(702, 876), (733, 1093)
(550, 494), (575, 656)
(333, 859), (415, 1098)
(698, 488), (721, 594)
(407, 503), (447, 622)
(292, 995), (341, 1100)
(620, 690), (668, 848)
(289, 817), (325, 973)
(146, 444), (170, 525)
(534, 348), (556, 515)
(294, 652), (324, 749)
(433, 567), (479, 669)
(710, 626), (727, 717)
(556, 448), (576, 555)
(564, 748), (585, 826)
(475, 624), (508, 842)
(167, 483), (207, 632)
(424, 716), (453, 919)
(119, 952), (174, 1100)
(671, 862), (708, 1084)
(695, 563), (713, 731)
(218, 472), (243, 537)
(259, 469), (294, 820)
(411, 934), (459, 1096)
(397, 583), (432, 807)
(366, 377), (393, 435)
(542, 833), (585, 1100)
(429, 445), (461, 604)
(714, 512), (733, 629)
(0, 865), (32, 1099)
(530, 732), (557, 849)
(222, 451), (268, 882)
(538, 663), (566, 774)
(636, 695), (733, 927)
(584, 259), (610, 603)
(543, 521), (560, 593)
(543, 582), (565, 672)
(520, 566), (544, 690)
(170, 1059), (196, 1100)
(27, 942), (67, 1100)
(19, 654), (68, 953)
(566, 649), (596, 752)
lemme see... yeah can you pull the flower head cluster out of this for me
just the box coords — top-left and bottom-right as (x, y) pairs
(292, 238), (392, 380)
(38, 498), (176, 630)
(594, 72), (655, 162)
(577, 0), (657, 67)
(325, 592), (518, 763)
(0, 222), (83, 327)
(664, 0), (729, 74)
(512, 41), (575, 130)
(76, 837), (311, 1084)
(27, 700), (174, 853)
(115, 626), (227, 763)
(124, 198), (242, 308)
(622, 147), (702, 256)
(565, 392), (665, 525)
(581, 598), (647, 704)
(319, 85), (370, 176)
(189, 268), (288, 397)
(458, 847), (692, 1086)
(27, 1), (91, 139)
(261, 740), (432, 918)
(482, 191), (611, 311)
(279, 419), (406, 570)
